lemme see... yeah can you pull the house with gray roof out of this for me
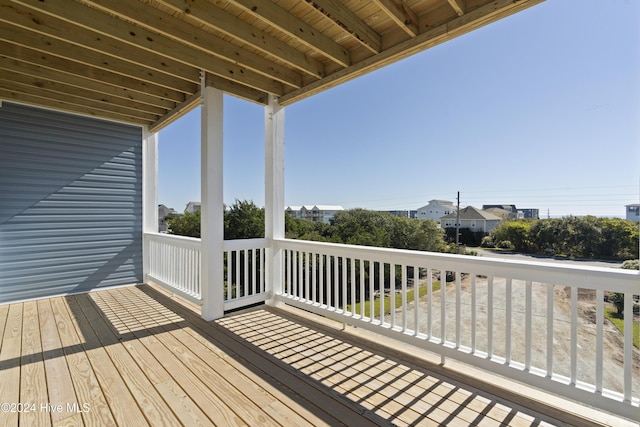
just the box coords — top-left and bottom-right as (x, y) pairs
(440, 206), (502, 232)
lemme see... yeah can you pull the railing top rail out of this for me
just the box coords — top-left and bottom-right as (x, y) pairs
(145, 233), (269, 252)
(275, 238), (639, 293)
(145, 231), (202, 246)
(223, 238), (268, 252)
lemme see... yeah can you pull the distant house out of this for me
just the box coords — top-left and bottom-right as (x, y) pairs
(158, 204), (177, 233)
(417, 200), (456, 222)
(440, 206), (501, 232)
(519, 208), (539, 219)
(184, 201), (201, 213)
(483, 204), (539, 220)
(483, 204), (517, 213)
(626, 204), (640, 222)
(384, 210), (418, 219)
(285, 205), (308, 219)
(285, 205), (344, 223)
(483, 204), (518, 220)
(484, 207), (512, 221)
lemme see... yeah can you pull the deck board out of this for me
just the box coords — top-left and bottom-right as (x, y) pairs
(129, 287), (358, 426)
(78, 292), (182, 427)
(66, 295), (149, 426)
(0, 285), (632, 426)
(39, 298), (82, 426)
(108, 287), (312, 427)
(49, 297), (115, 426)
(19, 300), (49, 427)
(1, 304), (23, 427)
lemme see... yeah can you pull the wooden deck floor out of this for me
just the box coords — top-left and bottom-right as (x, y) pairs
(0, 285), (627, 426)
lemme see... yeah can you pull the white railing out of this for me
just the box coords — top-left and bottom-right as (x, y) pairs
(273, 238), (640, 420)
(144, 233), (268, 311)
(223, 238), (268, 311)
(145, 232), (202, 304)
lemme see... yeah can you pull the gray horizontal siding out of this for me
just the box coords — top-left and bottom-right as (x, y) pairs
(0, 102), (143, 303)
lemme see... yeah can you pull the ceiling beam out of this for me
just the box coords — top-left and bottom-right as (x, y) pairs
(304, 0), (382, 53)
(10, 0), (284, 95)
(0, 41), (184, 105)
(81, 0), (303, 89)
(0, 55), (177, 112)
(153, 0), (326, 80)
(148, 92), (200, 133)
(447, 0), (465, 16)
(0, 58), (169, 116)
(205, 75), (269, 106)
(149, 73), (270, 133)
(0, 89), (147, 125)
(0, 76), (161, 122)
(228, 0), (351, 67)
(0, 83), (155, 124)
(372, 0), (419, 37)
(0, 6), (198, 94)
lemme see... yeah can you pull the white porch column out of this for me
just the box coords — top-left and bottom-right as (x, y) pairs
(265, 95), (285, 306)
(200, 85), (225, 320)
(142, 128), (158, 283)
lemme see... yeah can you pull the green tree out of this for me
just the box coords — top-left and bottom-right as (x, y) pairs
(494, 216), (637, 260)
(285, 215), (332, 241)
(224, 200), (264, 239)
(329, 209), (393, 247)
(529, 218), (561, 254)
(490, 220), (532, 252)
(168, 210), (201, 238)
(391, 217), (445, 252)
(168, 200), (265, 239)
(598, 218), (639, 259)
(609, 259), (640, 315)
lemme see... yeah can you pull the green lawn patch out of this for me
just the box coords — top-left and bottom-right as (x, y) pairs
(348, 281), (442, 318)
(604, 308), (640, 348)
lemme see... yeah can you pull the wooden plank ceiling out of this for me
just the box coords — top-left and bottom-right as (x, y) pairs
(0, 0), (543, 131)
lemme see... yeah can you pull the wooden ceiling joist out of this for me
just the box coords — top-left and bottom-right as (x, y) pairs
(228, 0), (352, 67)
(78, 0), (304, 89)
(0, 59), (169, 116)
(0, 87), (156, 124)
(12, 0), (284, 95)
(447, 0), (466, 16)
(0, 75), (159, 120)
(0, 7), (199, 94)
(0, 41), (186, 105)
(373, 0), (419, 37)
(304, 0), (382, 54)
(0, 0), (544, 130)
(153, 0), (327, 80)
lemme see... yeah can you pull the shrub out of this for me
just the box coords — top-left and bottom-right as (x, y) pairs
(497, 240), (512, 249)
(480, 236), (494, 248)
(609, 292), (625, 315)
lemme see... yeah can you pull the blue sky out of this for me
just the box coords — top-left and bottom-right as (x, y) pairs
(159, 0), (639, 218)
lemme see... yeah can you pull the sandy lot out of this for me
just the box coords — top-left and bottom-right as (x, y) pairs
(395, 276), (640, 398)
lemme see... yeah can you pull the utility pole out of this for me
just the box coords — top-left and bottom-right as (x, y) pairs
(456, 191), (461, 252)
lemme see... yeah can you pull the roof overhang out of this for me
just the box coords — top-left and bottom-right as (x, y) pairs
(0, 0), (544, 131)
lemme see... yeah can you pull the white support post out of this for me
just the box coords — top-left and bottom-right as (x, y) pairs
(200, 85), (225, 321)
(265, 94), (285, 307)
(142, 128), (158, 283)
